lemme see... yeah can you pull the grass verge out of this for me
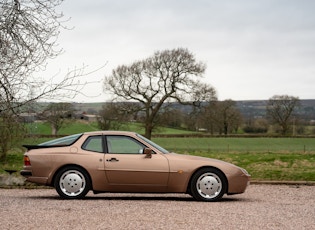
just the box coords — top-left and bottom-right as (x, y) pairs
(1, 133), (315, 183)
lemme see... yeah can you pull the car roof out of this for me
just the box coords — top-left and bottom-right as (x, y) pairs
(81, 131), (138, 136)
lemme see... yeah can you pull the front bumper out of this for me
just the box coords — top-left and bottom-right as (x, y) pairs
(227, 173), (251, 195)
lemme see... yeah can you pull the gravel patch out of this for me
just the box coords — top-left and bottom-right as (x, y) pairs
(0, 184), (314, 230)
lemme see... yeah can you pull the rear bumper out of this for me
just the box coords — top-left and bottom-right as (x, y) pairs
(20, 170), (48, 185)
(20, 170), (32, 177)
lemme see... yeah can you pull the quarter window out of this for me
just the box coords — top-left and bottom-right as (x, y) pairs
(82, 136), (103, 153)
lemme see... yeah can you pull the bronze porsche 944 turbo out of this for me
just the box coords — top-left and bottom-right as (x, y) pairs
(21, 131), (250, 201)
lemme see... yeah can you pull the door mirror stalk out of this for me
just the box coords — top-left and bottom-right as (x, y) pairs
(143, 148), (153, 158)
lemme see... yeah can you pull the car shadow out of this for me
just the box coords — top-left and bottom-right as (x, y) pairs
(28, 194), (247, 202)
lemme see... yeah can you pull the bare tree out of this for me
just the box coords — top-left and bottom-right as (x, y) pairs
(198, 100), (242, 135)
(0, 0), (97, 160)
(2, 0), (63, 110)
(98, 102), (132, 130)
(217, 100), (242, 135)
(104, 48), (217, 139)
(41, 102), (75, 135)
(266, 95), (300, 135)
(1, 0), (98, 111)
(158, 107), (183, 129)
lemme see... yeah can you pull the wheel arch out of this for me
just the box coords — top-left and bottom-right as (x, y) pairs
(186, 166), (228, 194)
(51, 164), (92, 189)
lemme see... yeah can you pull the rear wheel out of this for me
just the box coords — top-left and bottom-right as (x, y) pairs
(54, 166), (91, 199)
(190, 168), (227, 202)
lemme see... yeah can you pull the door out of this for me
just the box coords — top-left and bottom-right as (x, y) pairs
(104, 135), (169, 191)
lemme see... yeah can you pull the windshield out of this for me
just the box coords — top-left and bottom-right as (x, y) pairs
(39, 133), (82, 146)
(136, 134), (169, 154)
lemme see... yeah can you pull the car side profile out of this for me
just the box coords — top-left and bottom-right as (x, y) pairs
(21, 131), (250, 201)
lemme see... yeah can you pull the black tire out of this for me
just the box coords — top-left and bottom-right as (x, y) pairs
(54, 166), (91, 199)
(190, 168), (227, 202)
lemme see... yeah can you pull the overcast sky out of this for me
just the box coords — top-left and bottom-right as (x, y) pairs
(41, 0), (315, 102)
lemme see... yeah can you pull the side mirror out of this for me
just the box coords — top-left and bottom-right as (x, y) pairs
(143, 148), (153, 158)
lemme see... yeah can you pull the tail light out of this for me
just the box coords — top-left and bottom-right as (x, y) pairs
(24, 155), (31, 166)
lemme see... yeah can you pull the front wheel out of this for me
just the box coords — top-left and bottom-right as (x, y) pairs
(54, 166), (91, 199)
(190, 168), (227, 202)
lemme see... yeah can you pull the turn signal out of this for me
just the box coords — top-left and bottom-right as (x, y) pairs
(24, 156), (31, 166)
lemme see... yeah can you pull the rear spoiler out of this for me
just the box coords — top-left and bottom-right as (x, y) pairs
(23, 145), (68, 150)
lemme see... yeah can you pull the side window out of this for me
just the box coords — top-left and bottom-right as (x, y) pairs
(82, 136), (103, 153)
(106, 136), (145, 154)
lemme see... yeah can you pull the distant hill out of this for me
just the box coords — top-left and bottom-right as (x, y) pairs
(236, 99), (315, 120)
(41, 100), (315, 121)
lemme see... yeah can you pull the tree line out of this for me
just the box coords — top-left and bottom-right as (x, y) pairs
(35, 93), (302, 140)
(97, 95), (301, 136)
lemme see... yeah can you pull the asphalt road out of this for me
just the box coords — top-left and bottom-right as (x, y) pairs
(0, 184), (314, 230)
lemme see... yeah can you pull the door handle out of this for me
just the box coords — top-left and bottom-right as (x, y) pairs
(106, 158), (119, 162)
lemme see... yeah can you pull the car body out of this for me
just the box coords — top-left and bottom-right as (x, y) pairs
(21, 131), (250, 201)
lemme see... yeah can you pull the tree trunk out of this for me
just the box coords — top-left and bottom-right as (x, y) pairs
(144, 123), (153, 140)
(224, 122), (228, 135)
(51, 124), (58, 135)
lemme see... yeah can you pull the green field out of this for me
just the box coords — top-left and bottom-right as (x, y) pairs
(26, 121), (198, 136)
(1, 121), (315, 182)
(153, 137), (315, 154)
(153, 137), (315, 181)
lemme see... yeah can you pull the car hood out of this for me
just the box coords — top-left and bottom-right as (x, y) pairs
(169, 152), (233, 165)
(163, 152), (248, 176)
(167, 152), (236, 167)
